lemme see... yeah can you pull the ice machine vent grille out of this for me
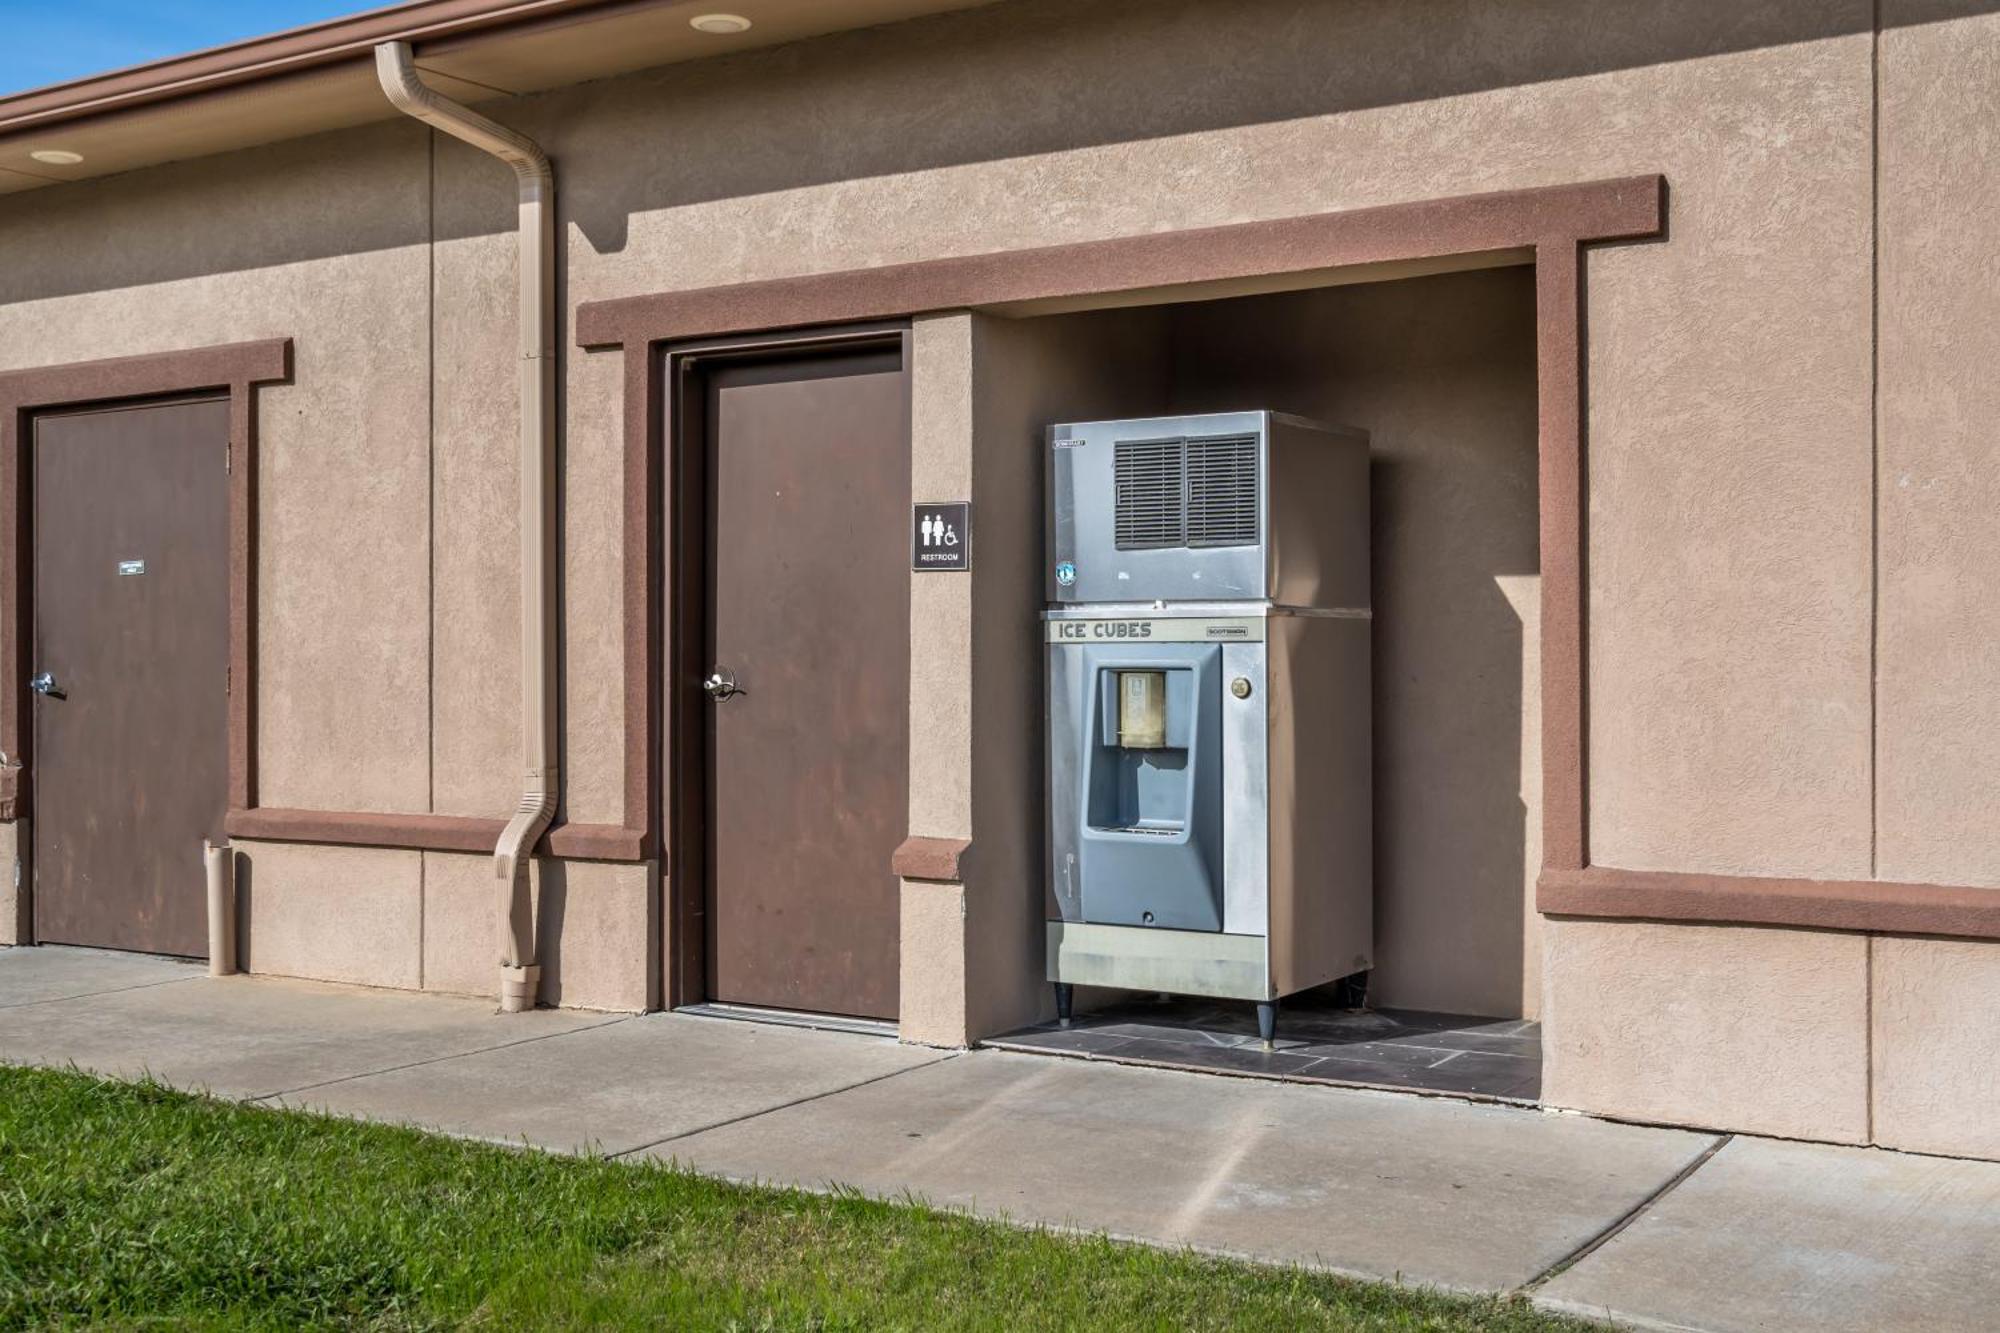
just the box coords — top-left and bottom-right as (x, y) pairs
(1185, 433), (1259, 547)
(1113, 437), (1186, 549)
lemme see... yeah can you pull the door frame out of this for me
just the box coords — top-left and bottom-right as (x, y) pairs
(657, 321), (912, 1010)
(0, 339), (291, 942)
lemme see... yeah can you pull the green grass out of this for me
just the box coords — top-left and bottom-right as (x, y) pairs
(0, 1065), (1591, 1331)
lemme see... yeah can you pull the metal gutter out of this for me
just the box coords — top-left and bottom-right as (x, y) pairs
(0, 0), (618, 136)
(376, 38), (557, 1012)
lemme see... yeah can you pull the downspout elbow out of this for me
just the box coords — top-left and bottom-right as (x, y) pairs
(494, 782), (556, 897)
(374, 43), (551, 190)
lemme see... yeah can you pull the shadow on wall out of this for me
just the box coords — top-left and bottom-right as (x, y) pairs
(233, 850), (253, 972)
(1165, 266), (1539, 1019)
(534, 858), (569, 1007)
(4, 0), (1986, 301)
(541, 0), (1902, 255)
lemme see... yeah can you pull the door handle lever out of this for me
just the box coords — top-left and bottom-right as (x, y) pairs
(29, 671), (64, 700)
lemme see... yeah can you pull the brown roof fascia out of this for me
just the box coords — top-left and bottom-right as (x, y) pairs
(0, 0), (622, 135)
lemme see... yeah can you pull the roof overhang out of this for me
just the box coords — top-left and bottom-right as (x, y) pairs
(0, 0), (994, 194)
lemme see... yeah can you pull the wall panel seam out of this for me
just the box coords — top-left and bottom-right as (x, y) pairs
(1868, 0), (1882, 880)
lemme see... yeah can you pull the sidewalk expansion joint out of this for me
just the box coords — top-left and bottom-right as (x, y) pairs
(1513, 1132), (1733, 1296)
(0, 973), (203, 1011)
(610, 1050), (963, 1162)
(245, 1013), (635, 1104)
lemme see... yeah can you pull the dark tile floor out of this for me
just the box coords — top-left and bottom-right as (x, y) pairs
(986, 992), (1541, 1103)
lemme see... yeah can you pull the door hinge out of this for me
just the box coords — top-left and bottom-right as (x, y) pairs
(225, 442), (232, 474)
(225, 665), (231, 696)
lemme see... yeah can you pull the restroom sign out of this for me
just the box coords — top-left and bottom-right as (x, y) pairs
(912, 501), (971, 571)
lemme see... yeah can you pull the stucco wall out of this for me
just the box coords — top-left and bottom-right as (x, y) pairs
(1875, 3), (2000, 888)
(0, 0), (1994, 1127)
(1542, 918), (1871, 1143)
(901, 307), (1173, 1045)
(0, 122), (435, 814)
(482, 0), (1877, 884)
(0, 117), (650, 1002)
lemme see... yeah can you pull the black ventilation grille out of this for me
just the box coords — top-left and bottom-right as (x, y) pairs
(1185, 434), (1259, 547)
(1113, 437), (1186, 549)
(1112, 433), (1261, 551)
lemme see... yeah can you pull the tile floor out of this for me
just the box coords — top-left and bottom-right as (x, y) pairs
(987, 992), (1541, 1102)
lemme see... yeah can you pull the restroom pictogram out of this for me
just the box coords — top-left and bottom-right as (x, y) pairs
(911, 502), (972, 571)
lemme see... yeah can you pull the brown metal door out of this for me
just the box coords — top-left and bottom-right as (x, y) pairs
(703, 344), (910, 1019)
(32, 397), (230, 957)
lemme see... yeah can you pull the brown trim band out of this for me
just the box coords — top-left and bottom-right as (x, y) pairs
(225, 807), (643, 860)
(576, 177), (1663, 348)
(1540, 866), (2000, 941)
(892, 836), (972, 883)
(0, 339), (291, 825)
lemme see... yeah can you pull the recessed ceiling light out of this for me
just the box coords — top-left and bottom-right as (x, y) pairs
(29, 149), (83, 166)
(690, 13), (751, 34)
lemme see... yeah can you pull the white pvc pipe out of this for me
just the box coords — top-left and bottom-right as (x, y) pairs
(376, 40), (557, 1012)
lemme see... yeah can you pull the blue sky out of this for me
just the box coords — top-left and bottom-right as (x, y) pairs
(0, 0), (370, 95)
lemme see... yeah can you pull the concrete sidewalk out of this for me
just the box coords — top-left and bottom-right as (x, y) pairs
(5, 946), (1997, 1331)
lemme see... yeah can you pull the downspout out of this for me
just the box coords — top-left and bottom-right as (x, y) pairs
(376, 40), (557, 1012)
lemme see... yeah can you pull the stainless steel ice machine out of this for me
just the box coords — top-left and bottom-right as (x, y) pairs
(1044, 411), (1372, 1043)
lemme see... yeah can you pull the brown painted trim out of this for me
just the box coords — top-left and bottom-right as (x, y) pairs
(623, 339), (660, 861)
(1535, 240), (1587, 874)
(576, 177), (1664, 348)
(224, 807), (643, 860)
(892, 836), (971, 883)
(0, 340), (291, 404)
(228, 808), (502, 854)
(1540, 867), (2000, 941)
(0, 339), (290, 839)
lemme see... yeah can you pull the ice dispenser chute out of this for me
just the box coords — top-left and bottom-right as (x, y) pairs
(1076, 644), (1223, 932)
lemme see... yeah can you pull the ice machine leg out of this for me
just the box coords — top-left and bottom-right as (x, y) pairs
(1256, 999), (1277, 1049)
(1054, 982), (1075, 1028)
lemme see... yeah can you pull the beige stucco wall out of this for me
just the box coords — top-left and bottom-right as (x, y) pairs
(898, 313), (977, 1045)
(1875, 5), (2000, 888)
(901, 307), (1171, 1045)
(1542, 918), (1872, 1143)
(0, 104), (645, 1001)
(0, 0), (1995, 1146)
(1871, 936), (2000, 1160)
(0, 820), (25, 946)
(511, 0), (1881, 885)
(0, 122), (435, 814)
(237, 841), (425, 990)
(1548, 921), (2000, 1161)
(422, 852), (651, 1011)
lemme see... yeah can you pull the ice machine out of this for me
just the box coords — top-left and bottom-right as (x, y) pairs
(1045, 411), (1371, 1044)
